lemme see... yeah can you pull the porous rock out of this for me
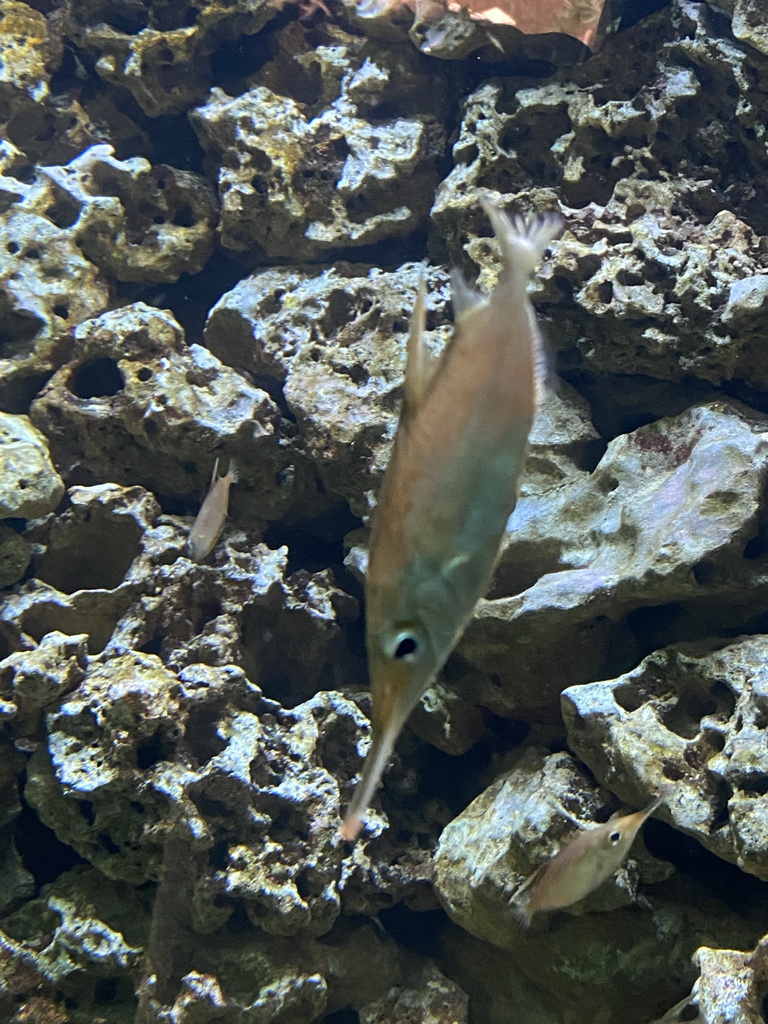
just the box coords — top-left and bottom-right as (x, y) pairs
(29, 302), (319, 521)
(434, 746), (767, 1024)
(432, 0), (768, 386)
(190, 22), (446, 260)
(562, 634), (768, 881)
(20, 144), (219, 283)
(0, 483), (161, 655)
(0, 412), (64, 518)
(0, 189), (111, 412)
(458, 400), (768, 718)
(63, 0), (277, 117)
(205, 261), (453, 515)
(0, 864), (414, 1024)
(0, 631), (87, 736)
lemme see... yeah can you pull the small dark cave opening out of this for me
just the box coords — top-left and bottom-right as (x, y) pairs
(643, 818), (768, 919)
(145, 112), (206, 174)
(36, 515), (143, 593)
(264, 500), (363, 577)
(69, 357), (125, 399)
(378, 903), (445, 959)
(14, 798), (85, 891)
(122, 249), (246, 344)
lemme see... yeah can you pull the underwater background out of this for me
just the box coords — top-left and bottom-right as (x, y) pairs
(2, 0), (768, 1020)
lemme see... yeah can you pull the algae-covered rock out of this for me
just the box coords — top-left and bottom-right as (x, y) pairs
(24, 144), (219, 283)
(563, 635), (768, 881)
(0, 412), (64, 519)
(434, 746), (768, 1024)
(191, 23), (447, 261)
(29, 302), (319, 521)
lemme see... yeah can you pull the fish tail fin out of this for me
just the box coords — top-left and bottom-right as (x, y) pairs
(480, 197), (562, 279)
(227, 460), (239, 484)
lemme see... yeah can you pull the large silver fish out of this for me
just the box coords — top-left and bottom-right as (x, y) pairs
(340, 199), (561, 840)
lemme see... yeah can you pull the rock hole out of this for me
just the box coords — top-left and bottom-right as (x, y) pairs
(94, 978), (118, 1004)
(136, 366), (153, 382)
(37, 514), (142, 592)
(172, 204), (195, 227)
(53, 304), (69, 319)
(99, 833), (120, 854)
(69, 357), (124, 399)
(45, 198), (81, 229)
(185, 705), (227, 764)
(136, 729), (173, 770)
(6, 241), (19, 254)
(614, 682), (645, 713)
(662, 759), (685, 781)
(78, 799), (96, 825)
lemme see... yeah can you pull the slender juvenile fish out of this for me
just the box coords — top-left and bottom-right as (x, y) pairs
(340, 199), (561, 840)
(188, 458), (238, 562)
(514, 794), (664, 926)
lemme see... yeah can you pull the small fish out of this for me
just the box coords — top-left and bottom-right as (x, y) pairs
(513, 794), (664, 926)
(187, 458), (238, 562)
(340, 199), (561, 841)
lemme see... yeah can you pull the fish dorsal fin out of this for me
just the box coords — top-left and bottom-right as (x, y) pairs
(450, 267), (485, 323)
(403, 273), (438, 415)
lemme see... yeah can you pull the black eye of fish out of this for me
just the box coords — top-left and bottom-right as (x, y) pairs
(609, 830), (621, 843)
(393, 635), (418, 659)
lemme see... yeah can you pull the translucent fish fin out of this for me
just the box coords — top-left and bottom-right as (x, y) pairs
(480, 197), (562, 278)
(450, 267), (485, 322)
(403, 273), (438, 415)
(209, 457), (221, 488)
(227, 459), (239, 484)
(339, 713), (403, 842)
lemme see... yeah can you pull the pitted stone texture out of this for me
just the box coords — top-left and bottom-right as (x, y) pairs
(25, 652), (431, 934)
(456, 401), (768, 719)
(206, 261), (597, 517)
(191, 23), (447, 260)
(434, 745), (767, 1024)
(562, 635), (768, 882)
(205, 261), (453, 515)
(0, 197), (110, 411)
(651, 937), (768, 1024)
(0, 1), (51, 107)
(0, 413), (64, 518)
(360, 960), (469, 1024)
(29, 303), (317, 522)
(19, 145), (219, 283)
(0, 865), (410, 1024)
(432, 0), (768, 385)
(0, 631), (87, 736)
(63, 0), (276, 117)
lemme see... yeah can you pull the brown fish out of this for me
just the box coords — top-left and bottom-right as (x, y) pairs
(188, 458), (238, 562)
(514, 794), (664, 926)
(340, 200), (561, 840)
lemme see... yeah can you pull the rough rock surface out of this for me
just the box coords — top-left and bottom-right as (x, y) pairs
(29, 303), (321, 521)
(562, 635), (768, 881)
(190, 22), (447, 260)
(3, 0), (768, 1021)
(434, 745), (768, 1024)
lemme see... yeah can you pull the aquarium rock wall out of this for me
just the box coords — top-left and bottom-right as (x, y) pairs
(1, 0), (768, 1021)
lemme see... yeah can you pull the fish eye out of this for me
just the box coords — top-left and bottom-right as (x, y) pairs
(384, 627), (425, 663)
(609, 830), (622, 843)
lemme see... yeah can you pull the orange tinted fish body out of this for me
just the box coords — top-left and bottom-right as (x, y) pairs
(517, 795), (663, 925)
(340, 200), (560, 840)
(188, 458), (238, 562)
